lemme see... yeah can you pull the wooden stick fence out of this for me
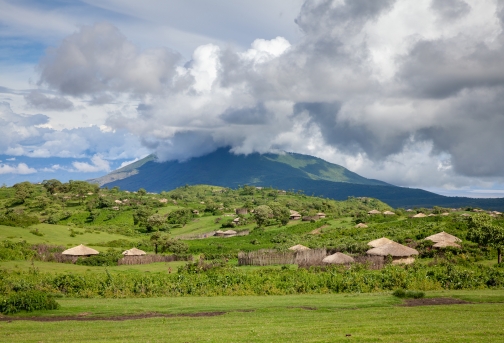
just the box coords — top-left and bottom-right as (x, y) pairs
(238, 249), (327, 266)
(118, 254), (193, 265)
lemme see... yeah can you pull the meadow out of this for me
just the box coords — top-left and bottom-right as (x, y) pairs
(1, 291), (504, 342)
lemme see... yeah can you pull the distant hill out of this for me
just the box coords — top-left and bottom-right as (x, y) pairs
(90, 148), (504, 210)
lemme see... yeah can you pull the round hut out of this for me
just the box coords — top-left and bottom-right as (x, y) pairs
(122, 247), (146, 256)
(214, 230), (225, 237)
(424, 231), (461, 244)
(383, 211), (395, 215)
(316, 212), (326, 219)
(433, 241), (461, 249)
(366, 242), (419, 265)
(62, 244), (99, 256)
(235, 208), (248, 215)
(322, 252), (354, 265)
(367, 210), (381, 215)
(288, 244), (310, 251)
(289, 210), (301, 220)
(412, 213), (427, 218)
(354, 223), (368, 228)
(223, 230), (237, 237)
(367, 237), (395, 248)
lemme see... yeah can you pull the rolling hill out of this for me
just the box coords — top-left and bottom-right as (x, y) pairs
(90, 148), (504, 210)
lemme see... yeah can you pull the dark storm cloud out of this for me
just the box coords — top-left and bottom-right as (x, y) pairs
(396, 38), (504, 99)
(25, 90), (74, 111)
(294, 102), (411, 159)
(430, 0), (471, 20)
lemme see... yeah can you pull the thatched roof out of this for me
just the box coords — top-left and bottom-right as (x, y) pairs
(368, 210), (381, 214)
(428, 214), (437, 217)
(355, 223), (368, 228)
(412, 213), (427, 218)
(223, 230), (237, 235)
(367, 237), (395, 248)
(288, 244), (310, 251)
(383, 211), (395, 215)
(433, 241), (461, 248)
(441, 212), (450, 216)
(322, 252), (355, 264)
(62, 244), (99, 256)
(424, 231), (461, 243)
(367, 242), (419, 257)
(122, 247), (146, 256)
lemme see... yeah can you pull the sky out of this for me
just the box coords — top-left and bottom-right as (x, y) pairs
(1, 0), (504, 198)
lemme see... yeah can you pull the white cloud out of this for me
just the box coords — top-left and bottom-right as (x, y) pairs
(0, 163), (37, 175)
(71, 155), (111, 173)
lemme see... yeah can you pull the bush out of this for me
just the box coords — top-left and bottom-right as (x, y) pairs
(0, 290), (60, 314)
(392, 289), (425, 299)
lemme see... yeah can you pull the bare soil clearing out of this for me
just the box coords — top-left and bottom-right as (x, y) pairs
(401, 297), (471, 307)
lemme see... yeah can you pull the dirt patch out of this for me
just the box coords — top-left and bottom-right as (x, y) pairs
(287, 306), (318, 311)
(0, 311), (227, 322)
(401, 297), (471, 307)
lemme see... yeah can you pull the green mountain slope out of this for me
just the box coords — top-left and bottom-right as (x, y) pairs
(94, 148), (504, 210)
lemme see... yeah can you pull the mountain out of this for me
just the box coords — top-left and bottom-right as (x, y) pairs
(90, 148), (504, 210)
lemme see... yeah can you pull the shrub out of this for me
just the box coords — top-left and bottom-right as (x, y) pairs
(392, 289), (425, 299)
(0, 290), (60, 314)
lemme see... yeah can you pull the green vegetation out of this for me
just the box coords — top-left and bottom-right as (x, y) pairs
(1, 292), (504, 342)
(0, 290), (60, 315)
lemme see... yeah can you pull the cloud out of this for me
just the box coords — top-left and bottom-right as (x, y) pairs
(25, 90), (74, 111)
(72, 155), (111, 173)
(37, 22), (181, 99)
(26, 0), (504, 191)
(430, 0), (471, 21)
(0, 163), (37, 175)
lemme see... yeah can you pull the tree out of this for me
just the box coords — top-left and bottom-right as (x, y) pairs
(467, 213), (504, 263)
(150, 232), (167, 254)
(166, 209), (193, 227)
(160, 239), (188, 254)
(133, 207), (154, 227)
(268, 202), (290, 226)
(13, 182), (35, 204)
(42, 179), (62, 194)
(68, 181), (98, 204)
(147, 213), (167, 232)
(254, 205), (273, 227)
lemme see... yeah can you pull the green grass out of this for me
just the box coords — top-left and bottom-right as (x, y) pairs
(2, 291), (504, 342)
(0, 224), (135, 247)
(0, 260), (188, 274)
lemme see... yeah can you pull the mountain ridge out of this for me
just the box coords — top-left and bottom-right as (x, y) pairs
(89, 148), (504, 210)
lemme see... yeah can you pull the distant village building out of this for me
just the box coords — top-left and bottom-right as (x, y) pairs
(288, 244), (310, 251)
(366, 242), (419, 265)
(236, 208), (248, 215)
(122, 248), (146, 256)
(412, 213), (427, 218)
(289, 210), (301, 220)
(382, 211), (395, 215)
(62, 244), (99, 258)
(354, 223), (368, 228)
(316, 212), (326, 218)
(322, 252), (354, 265)
(367, 210), (381, 215)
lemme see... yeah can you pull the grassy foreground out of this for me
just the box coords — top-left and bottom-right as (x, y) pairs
(1, 291), (504, 342)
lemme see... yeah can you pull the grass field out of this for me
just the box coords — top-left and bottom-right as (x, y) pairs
(1, 291), (504, 342)
(0, 224), (135, 248)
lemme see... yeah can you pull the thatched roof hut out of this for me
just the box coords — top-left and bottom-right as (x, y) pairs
(412, 213), (427, 218)
(424, 231), (461, 243)
(354, 223), (368, 228)
(368, 210), (381, 215)
(367, 242), (419, 265)
(322, 252), (354, 264)
(367, 242), (419, 257)
(428, 214), (437, 217)
(214, 230), (225, 236)
(316, 212), (326, 218)
(433, 241), (461, 248)
(223, 230), (237, 236)
(289, 210), (301, 220)
(62, 244), (99, 256)
(383, 211), (395, 215)
(288, 244), (310, 251)
(122, 247), (146, 256)
(367, 237), (395, 248)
